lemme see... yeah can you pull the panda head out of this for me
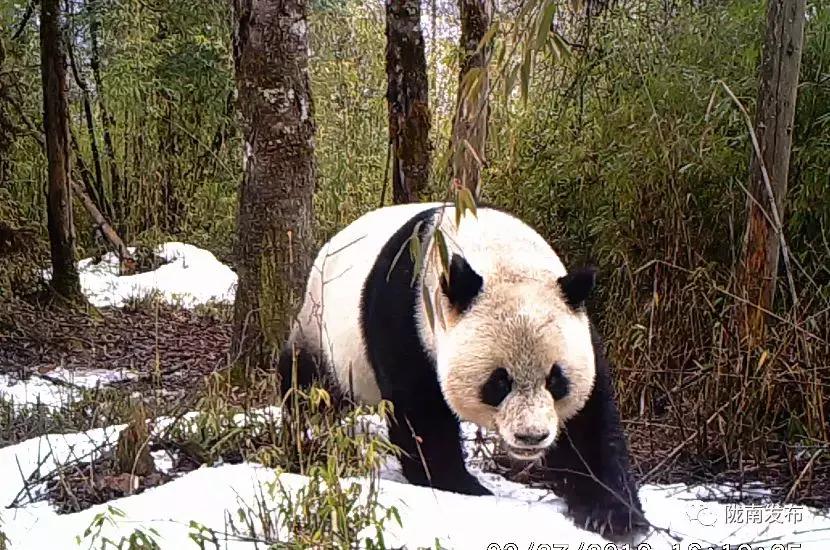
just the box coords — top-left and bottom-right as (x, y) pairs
(434, 254), (597, 462)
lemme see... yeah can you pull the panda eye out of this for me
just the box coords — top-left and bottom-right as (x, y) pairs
(547, 363), (570, 400)
(480, 368), (512, 407)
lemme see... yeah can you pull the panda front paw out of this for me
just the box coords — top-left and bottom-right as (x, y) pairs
(568, 499), (649, 542)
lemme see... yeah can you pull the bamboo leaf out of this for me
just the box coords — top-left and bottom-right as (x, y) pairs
(434, 229), (450, 284)
(409, 229), (423, 287)
(520, 45), (532, 102)
(550, 32), (572, 62)
(458, 186), (478, 221)
(535, 1), (558, 52)
(475, 20), (500, 55)
(434, 284), (447, 330)
(389, 221), (421, 283)
(422, 284), (435, 332)
(516, 0), (539, 29)
(462, 139), (485, 167)
(459, 67), (484, 107)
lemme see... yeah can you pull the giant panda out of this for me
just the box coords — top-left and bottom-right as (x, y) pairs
(277, 202), (646, 540)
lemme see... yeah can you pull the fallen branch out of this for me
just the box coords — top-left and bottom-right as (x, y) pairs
(69, 180), (134, 267)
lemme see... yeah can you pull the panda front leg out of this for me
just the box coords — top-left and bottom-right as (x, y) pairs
(541, 356), (648, 541)
(387, 399), (491, 496)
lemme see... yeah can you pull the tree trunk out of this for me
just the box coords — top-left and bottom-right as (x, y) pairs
(40, 0), (83, 302)
(451, 0), (491, 201)
(736, 0), (806, 345)
(66, 33), (111, 220)
(230, 0), (316, 372)
(87, 0), (126, 234)
(385, 0), (431, 204)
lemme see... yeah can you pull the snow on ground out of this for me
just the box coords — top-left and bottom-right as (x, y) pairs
(0, 368), (135, 409)
(6, 242), (235, 410)
(0, 416), (828, 550)
(45, 242), (237, 309)
(10, 242), (830, 547)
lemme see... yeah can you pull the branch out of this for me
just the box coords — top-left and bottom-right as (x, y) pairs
(12, 0), (37, 41)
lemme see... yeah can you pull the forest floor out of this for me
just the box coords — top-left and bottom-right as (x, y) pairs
(0, 244), (828, 548)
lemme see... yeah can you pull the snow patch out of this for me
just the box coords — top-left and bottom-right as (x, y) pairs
(45, 242), (237, 309)
(0, 368), (134, 409)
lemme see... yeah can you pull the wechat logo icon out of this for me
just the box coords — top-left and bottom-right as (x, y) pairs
(686, 503), (718, 527)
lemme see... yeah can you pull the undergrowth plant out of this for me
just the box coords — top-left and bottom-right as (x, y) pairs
(172, 371), (403, 549)
(76, 505), (161, 550)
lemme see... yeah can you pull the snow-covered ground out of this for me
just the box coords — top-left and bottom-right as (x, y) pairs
(7, 243), (829, 548)
(44, 242), (237, 309)
(0, 414), (828, 550)
(0, 368), (135, 409)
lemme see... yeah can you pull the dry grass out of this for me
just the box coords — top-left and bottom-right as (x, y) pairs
(605, 259), (829, 506)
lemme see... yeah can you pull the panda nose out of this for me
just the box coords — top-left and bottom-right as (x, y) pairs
(515, 431), (549, 446)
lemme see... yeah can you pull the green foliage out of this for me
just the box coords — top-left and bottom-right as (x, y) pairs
(76, 506), (161, 549)
(307, 2), (389, 242)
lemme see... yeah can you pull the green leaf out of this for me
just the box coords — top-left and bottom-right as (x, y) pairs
(459, 67), (484, 106)
(535, 1), (558, 52)
(434, 229), (450, 284)
(520, 45), (532, 102)
(388, 221), (421, 283)
(422, 284), (435, 332)
(475, 20), (500, 55)
(549, 31), (572, 62)
(409, 226), (423, 287)
(458, 186), (478, 221)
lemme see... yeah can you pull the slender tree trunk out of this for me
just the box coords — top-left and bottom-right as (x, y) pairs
(451, 0), (491, 200)
(40, 0), (83, 301)
(66, 35), (110, 219)
(87, 0), (125, 234)
(385, 0), (431, 204)
(231, 0), (316, 371)
(736, 0), (806, 345)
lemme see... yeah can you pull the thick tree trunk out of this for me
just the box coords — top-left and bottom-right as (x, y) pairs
(231, 0), (316, 371)
(40, 0), (83, 302)
(736, 0), (806, 345)
(385, 0), (431, 204)
(451, 0), (491, 201)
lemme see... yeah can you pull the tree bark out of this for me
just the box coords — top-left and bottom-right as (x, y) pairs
(736, 0), (806, 345)
(385, 0), (431, 204)
(40, 0), (83, 302)
(231, 0), (316, 371)
(451, 0), (491, 201)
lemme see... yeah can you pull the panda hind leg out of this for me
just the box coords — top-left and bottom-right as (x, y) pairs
(386, 399), (491, 496)
(277, 340), (346, 406)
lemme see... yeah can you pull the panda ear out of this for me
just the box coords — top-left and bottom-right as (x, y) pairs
(440, 254), (483, 314)
(557, 266), (596, 310)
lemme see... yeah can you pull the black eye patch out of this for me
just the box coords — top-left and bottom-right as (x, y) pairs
(480, 368), (512, 407)
(547, 364), (570, 400)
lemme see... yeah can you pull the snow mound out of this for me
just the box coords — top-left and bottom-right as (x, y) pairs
(49, 242), (237, 309)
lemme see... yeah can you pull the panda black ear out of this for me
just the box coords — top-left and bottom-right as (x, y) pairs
(557, 266), (596, 310)
(440, 254), (483, 314)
